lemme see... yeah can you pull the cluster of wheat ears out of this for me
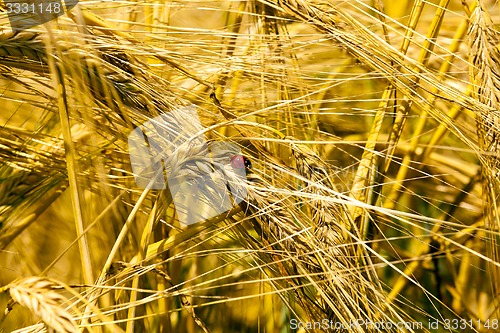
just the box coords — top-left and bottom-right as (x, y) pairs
(0, 0), (499, 332)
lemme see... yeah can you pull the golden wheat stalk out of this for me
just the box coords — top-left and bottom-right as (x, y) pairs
(11, 323), (47, 332)
(109, 261), (211, 333)
(1, 277), (78, 333)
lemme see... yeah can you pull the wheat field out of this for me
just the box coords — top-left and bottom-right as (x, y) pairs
(0, 0), (499, 332)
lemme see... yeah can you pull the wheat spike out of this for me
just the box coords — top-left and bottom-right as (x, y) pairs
(0, 28), (175, 124)
(3, 277), (78, 333)
(286, 137), (352, 244)
(468, 0), (500, 312)
(468, 2), (500, 177)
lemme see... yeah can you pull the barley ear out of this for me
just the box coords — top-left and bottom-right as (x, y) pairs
(2, 277), (78, 333)
(468, 0), (500, 309)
